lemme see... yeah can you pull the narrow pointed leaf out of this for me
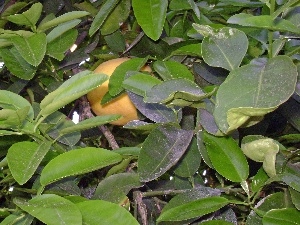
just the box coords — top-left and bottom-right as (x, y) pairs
(138, 124), (194, 182)
(40, 147), (122, 186)
(40, 71), (108, 117)
(6, 3), (42, 26)
(228, 13), (300, 35)
(203, 132), (249, 182)
(132, 0), (168, 41)
(14, 194), (82, 225)
(157, 196), (229, 222)
(38, 11), (90, 32)
(89, 0), (120, 36)
(59, 115), (121, 135)
(77, 200), (139, 225)
(11, 33), (47, 66)
(7, 141), (52, 185)
(214, 56), (298, 133)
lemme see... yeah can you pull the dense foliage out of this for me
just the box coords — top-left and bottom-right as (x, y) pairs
(0, 0), (300, 224)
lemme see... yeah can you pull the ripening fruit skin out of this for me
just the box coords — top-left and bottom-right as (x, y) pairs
(87, 58), (150, 125)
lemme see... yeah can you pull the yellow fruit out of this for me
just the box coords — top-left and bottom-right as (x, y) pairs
(87, 58), (151, 125)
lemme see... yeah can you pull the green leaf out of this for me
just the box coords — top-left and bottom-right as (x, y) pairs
(37, 11), (90, 32)
(123, 72), (162, 96)
(169, 43), (202, 58)
(214, 56), (298, 133)
(132, 0), (168, 41)
(200, 221), (234, 225)
(77, 200), (139, 225)
(59, 115), (122, 135)
(46, 29), (78, 61)
(39, 71), (108, 118)
(138, 124), (194, 182)
(157, 196), (229, 222)
(1, 2), (27, 18)
(7, 141), (51, 185)
(101, 0), (131, 35)
(92, 173), (142, 203)
(241, 137), (279, 177)
(289, 188), (300, 210)
(194, 25), (248, 71)
(203, 132), (249, 182)
(153, 60), (195, 81)
(6, 3), (42, 27)
(11, 33), (47, 66)
(0, 90), (34, 120)
(14, 194), (82, 225)
(0, 211), (33, 225)
(263, 208), (300, 225)
(46, 19), (81, 43)
(89, 0), (121, 36)
(144, 78), (208, 107)
(128, 91), (179, 123)
(228, 13), (300, 35)
(109, 57), (149, 96)
(40, 147), (122, 186)
(0, 47), (36, 80)
(173, 137), (201, 178)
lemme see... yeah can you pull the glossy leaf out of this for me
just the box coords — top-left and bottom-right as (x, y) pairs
(194, 25), (248, 71)
(289, 188), (300, 210)
(153, 60), (194, 81)
(201, 220), (235, 225)
(196, 130), (214, 168)
(0, 90), (34, 119)
(0, 47), (36, 80)
(263, 208), (300, 225)
(89, 0), (120, 36)
(46, 19), (81, 43)
(77, 200), (139, 225)
(132, 0), (168, 41)
(162, 186), (222, 213)
(47, 29), (78, 61)
(127, 92), (179, 123)
(101, 0), (131, 35)
(59, 115), (121, 135)
(11, 33), (47, 66)
(92, 173), (142, 203)
(138, 124), (194, 182)
(169, 43), (202, 58)
(40, 147), (122, 186)
(14, 194), (82, 225)
(246, 192), (294, 224)
(7, 141), (51, 185)
(39, 71), (108, 117)
(203, 132), (249, 182)
(123, 72), (162, 96)
(214, 56), (298, 133)
(109, 57), (149, 96)
(173, 137), (201, 178)
(6, 3), (42, 27)
(144, 78), (207, 105)
(37, 11), (90, 32)
(228, 13), (300, 35)
(0, 212), (33, 225)
(157, 196), (229, 222)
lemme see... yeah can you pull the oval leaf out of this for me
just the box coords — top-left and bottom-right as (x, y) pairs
(132, 0), (168, 41)
(157, 196), (229, 222)
(263, 208), (300, 225)
(214, 56), (298, 133)
(138, 124), (194, 182)
(76, 200), (139, 225)
(14, 194), (82, 225)
(199, 26), (248, 71)
(40, 147), (122, 186)
(203, 132), (249, 182)
(7, 141), (51, 185)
